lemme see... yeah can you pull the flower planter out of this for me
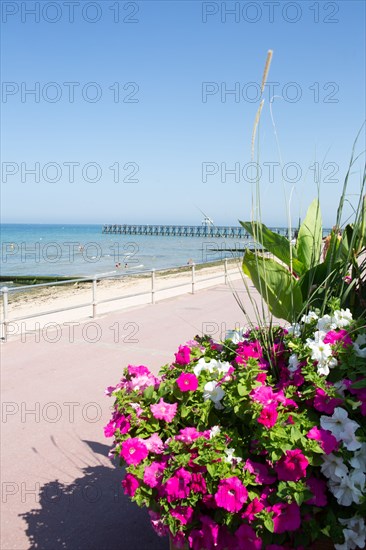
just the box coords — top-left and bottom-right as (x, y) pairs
(169, 537), (335, 550)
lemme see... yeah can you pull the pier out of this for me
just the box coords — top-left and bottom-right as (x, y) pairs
(102, 224), (298, 239)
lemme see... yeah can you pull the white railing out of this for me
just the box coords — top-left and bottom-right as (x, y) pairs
(0, 259), (233, 341)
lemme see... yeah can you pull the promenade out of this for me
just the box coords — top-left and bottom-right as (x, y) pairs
(1, 279), (268, 550)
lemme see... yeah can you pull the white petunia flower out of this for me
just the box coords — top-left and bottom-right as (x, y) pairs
(224, 447), (242, 464)
(301, 311), (318, 324)
(306, 331), (335, 375)
(335, 516), (366, 550)
(226, 328), (245, 344)
(329, 470), (365, 506)
(353, 333), (366, 358)
(321, 453), (349, 481)
(350, 443), (366, 472)
(340, 421), (362, 451)
(317, 314), (334, 331)
(288, 353), (300, 373)
(333, 308), (353, 328)
(209, 425), (221, 439)
(203, 381), (225, 408)
(320, 408), (359, 441)
(193, 358), (218, 377)
(287, 323), (301, 337)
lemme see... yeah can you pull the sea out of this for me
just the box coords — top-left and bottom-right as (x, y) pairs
(0, 223), (331, 280)
(0, 223), (253, 279)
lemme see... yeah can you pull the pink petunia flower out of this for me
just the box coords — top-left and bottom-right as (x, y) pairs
(276, 449), (309, 481)
(175, 345), (191, 365)
(236, 340), (263, 364)
(190, 472), (207, 494)
(307, 426), (338, 454)
(120, 437), (148, 465)
(244, 459), (276, 484)
(241, 498), (265, 522)
(148, 511), (169, 537)
(165, 468), (192, 501)
(104, 413), (130, 438)
(235, 524), (262, 550)
(176, 427), (206, 443)
(121, 473), (139, 497)
(313, 388), (343, 414)
(171, 506), (194, 525)
(258, 404), (278, 428)
(176, 372), (198, 392)
(145, 433), (165, 454)
(323, 329), (353, 348)
(306, 477), (328, 507)
(215, 477), (248, 513)
(150, 398), (177, 422)
(270, 501), (301, 533)
(143, 461), (166, 488)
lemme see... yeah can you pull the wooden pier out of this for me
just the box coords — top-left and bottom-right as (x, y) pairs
(102, 224), (297, 239)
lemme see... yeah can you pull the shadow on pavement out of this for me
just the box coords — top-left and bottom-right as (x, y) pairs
(20, 441), (169, 550)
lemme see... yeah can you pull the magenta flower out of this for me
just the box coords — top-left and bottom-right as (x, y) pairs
(323, 329), (353, 347)
(120, 437), (148, 465)
(307, 426), (338, 454)
(145, 433), (164, 454)
(215, 477), (248, 513)
(235, 524), (262, 550)
(245, 459), (276, 484)
(143, 461), (166, 488)
(171, 505), (194, 525)
(165, 468), (192, 501)
(176, 427), (202, 443)
(190, 472), (207, 494)
(104, 413), (130, 438)
(175, 345), (191, 365)
(241, 498), (265, 522)
(176, 372), (198, 392)
(121, 473), (139, 497)
(257, 404), (278, 428)
(200, 516), (220, 548)
(251, 385), (278, 405)
(150, 398), (177, 422)
(127, 364), (150, 377)
(313, 388), (343, 414)
(276, 449), (309, 481)
(270, 501), (301, 533)
(148, 511), (169, 537)
(236, 340), (263, 364)
(306, 477), (328, 506)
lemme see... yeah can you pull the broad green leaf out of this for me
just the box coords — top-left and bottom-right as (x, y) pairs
(295, 199), (322, 270)
(240, 221), (305, 275)
(242, 251), (303, 321)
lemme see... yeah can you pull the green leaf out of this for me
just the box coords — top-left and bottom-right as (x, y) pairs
(240, 221), (304, 274)
(237, 383), (248, 396)
(264, 517), (274, 533)
(295, 199), (322, 270)
(242, 251), (303, 321)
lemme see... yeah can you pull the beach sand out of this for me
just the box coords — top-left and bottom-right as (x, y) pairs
(1, 260), (246, 339)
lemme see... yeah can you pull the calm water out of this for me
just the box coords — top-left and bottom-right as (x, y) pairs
(0, 224), (253, 278)
(0, 224), (332, 278)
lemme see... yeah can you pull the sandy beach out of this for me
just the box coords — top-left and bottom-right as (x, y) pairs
(1, 260), (245, 340)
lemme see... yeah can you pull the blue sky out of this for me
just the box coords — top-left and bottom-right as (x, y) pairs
(1, 0), (365, 227)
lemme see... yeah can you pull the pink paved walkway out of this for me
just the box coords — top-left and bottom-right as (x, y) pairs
(1, 281), (266, 550)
